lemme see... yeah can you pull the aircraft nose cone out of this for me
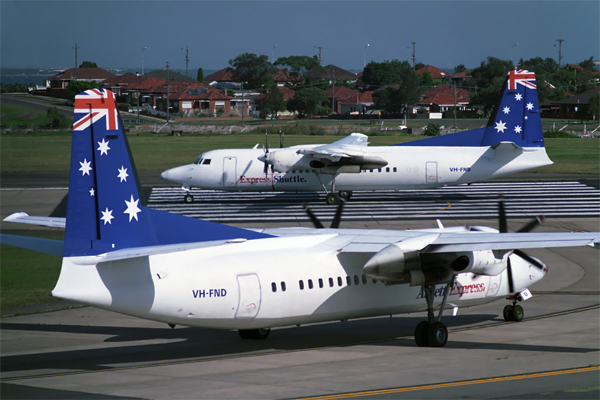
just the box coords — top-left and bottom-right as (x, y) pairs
(160, 166), (191, 184)
(258, 154), (266, 162)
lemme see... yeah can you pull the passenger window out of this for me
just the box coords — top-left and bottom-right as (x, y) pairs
(378, 168), (381, 172)
(362, 275), (367, 284)
(393, 167), (397, 172)
(271, 282), (277, 292)
(346, 276), (352, 286)
(354, 275), (360, 285)
(372, 279), (377, 284)
(202, 159), (211, 165)
(319, 278), (323, 288)
(308, 279), (313, 289)
(299, 280), (304, 290)
(281, 282), (287, 292)
(386, 167), (390, 172)
(329, 277), (334, 287)
(338, 277), (343, 286)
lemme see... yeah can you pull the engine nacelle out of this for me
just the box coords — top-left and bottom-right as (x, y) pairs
(449, 250), (508, 276)
(362, 234), (440, 281)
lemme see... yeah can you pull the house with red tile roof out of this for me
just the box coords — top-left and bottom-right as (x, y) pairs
(325, 86), (374, 114)
(48, 67), (117, 89)
(416, 65), (453, 82)
(417, 85), (471, 112)
(205, 67), (240, 89)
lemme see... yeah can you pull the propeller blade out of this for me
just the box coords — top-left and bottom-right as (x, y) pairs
(303, 204), (324, 229)
(506, 257), (515, 294)
(513, 249), (546, 270)
(516, 216), (544, 233)
(265, 129), (269, 153)
(330, 198), (345, 229)
(498, 197), (508, 233)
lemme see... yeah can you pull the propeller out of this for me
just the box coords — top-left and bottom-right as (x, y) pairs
(263, 129), (269, 174)
(497, 197), (546, 294)
(303, 198), (345, 229)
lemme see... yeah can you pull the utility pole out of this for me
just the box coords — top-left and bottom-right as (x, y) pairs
(181, 46), (189, 77)
(166, 62), (170, 123)
(555, 39), (565, 69)
(73, 44), (79, 80)
(314, 46), (322, 64)
(331, 70), (335, 114)
(411, 41), (416, 71)
(142, 47), (147, 75)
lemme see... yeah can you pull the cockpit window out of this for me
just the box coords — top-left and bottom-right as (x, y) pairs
(202, 159), (211, 165)
(194, 157), (203, 165)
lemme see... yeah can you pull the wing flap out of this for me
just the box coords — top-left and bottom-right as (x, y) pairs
(1, 234), (64, 256)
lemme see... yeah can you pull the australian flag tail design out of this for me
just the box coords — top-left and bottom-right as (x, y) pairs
(64, 89), (270, 258)
(480, 69), (544, 148)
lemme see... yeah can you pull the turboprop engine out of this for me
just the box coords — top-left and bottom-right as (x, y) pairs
(258, 148), (388, 173)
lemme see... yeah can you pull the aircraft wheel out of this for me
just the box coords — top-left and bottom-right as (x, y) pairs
(414, 321), (430, 347)
(503, 305), (514, 321)
(339, 190), (353, 200)
(511, 304), (524, 322)
(238, 329), (254, 339)
(427, 322), (448, 347)
(184, 194), (194, 203)
(326, 193), (340, 205)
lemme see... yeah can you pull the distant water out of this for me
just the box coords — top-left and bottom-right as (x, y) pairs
(0, 74), (49, 86)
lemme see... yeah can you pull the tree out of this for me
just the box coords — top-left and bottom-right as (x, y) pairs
(197, 67), (204, 83)
(466, 57), (514, 116)
(361, 60), (418, 90)
(260, 86), (286, 119)
(274, 55), (325, 86)
(454, 64), (467, 73)
(65, 80), (100, 98)
(287, 87), (327, 119)
(420, 71), (433, 87)
(578, 56), (596, 72)
(229, 53), (276, 90)
(372, 84), (420, 115)
(47, 107), (68, 128)
(79, 61), (98, 68)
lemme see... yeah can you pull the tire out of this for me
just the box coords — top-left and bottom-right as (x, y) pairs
(238, 329), (254, 339)
(326, 193), (340, 205)
(414, 321), (430, 347)
(511, 304), (524, 322)
(503, 305), (514, 321)
(238, 328), (271, 340)
(339, 191), (352, 200)
(184, 194), (194, 203)
(427, 322), (448, 347)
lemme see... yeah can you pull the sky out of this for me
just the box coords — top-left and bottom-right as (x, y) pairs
(1, 0), (598, 73)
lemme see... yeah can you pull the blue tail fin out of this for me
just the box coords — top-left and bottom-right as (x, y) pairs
(396, 70), (544, 148)
(64, 89), (270, 257)
(480, 69), (544, 147)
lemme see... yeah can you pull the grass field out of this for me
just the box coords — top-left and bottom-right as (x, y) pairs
(1, 131), (598, 174)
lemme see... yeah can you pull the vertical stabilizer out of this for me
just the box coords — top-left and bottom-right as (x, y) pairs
(64, 89), (270, 257)
(481, 70), (545, 148)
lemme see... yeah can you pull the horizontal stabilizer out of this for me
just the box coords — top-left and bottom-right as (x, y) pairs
(0, 234), (63, 256)
(3, 212), (66, 229)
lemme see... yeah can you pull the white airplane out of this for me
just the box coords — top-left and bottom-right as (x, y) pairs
(2, 87), (598, 347)
(161, 70), (553, 205)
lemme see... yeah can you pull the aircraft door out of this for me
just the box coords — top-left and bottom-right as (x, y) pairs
(426, 162), (438, 183)
(235, 274), (261, 319)
(223, 157), (237, 187)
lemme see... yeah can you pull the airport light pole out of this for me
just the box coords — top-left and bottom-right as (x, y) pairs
(555, 39), (564, 69)
(364, 44), (370, 69)
(511, 43), (518, 65)
(166, 62), (170, 123)
(142, 47), (147, 75)
(314, 46), (322, 64)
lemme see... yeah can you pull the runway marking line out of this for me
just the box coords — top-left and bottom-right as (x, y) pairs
(289, 366), (600, 400)
(1, 305), (597, 382)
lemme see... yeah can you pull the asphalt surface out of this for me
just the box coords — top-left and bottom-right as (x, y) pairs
(1, 183), (599, 399)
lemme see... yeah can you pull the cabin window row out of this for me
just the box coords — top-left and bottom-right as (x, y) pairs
(287, 167), (398, 174)
(271, 275), (377, 293)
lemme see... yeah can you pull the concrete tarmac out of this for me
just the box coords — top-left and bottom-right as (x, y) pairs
(1, 188), (599, 399)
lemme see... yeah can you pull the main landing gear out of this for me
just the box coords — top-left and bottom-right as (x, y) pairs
(238, 328), (271, 340)
(184, 193), (194, 203)
(325, 191), (353, 205)
(414, 278), (454, 347)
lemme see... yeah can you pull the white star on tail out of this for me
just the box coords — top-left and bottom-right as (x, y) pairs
(494, 120), (507, 133)
(100, 208), (114, 225)
(79, 159), (92, 176)
(502, 106), (510, 114)
(117, 166), (129, 182)
(97, 138), (110, 156)
(124, 195), (141, 222)
(514, 93), (523, 101)
(514, 125), (523, 134)
(526, 102), (534, 111)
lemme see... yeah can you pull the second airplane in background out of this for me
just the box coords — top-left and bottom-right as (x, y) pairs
(161, 70), (552, 205)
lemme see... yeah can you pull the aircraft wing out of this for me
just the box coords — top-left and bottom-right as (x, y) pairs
(3, 212), (66, 229)
(426, 231), (600, 252)
(297, 132), (369, 161)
